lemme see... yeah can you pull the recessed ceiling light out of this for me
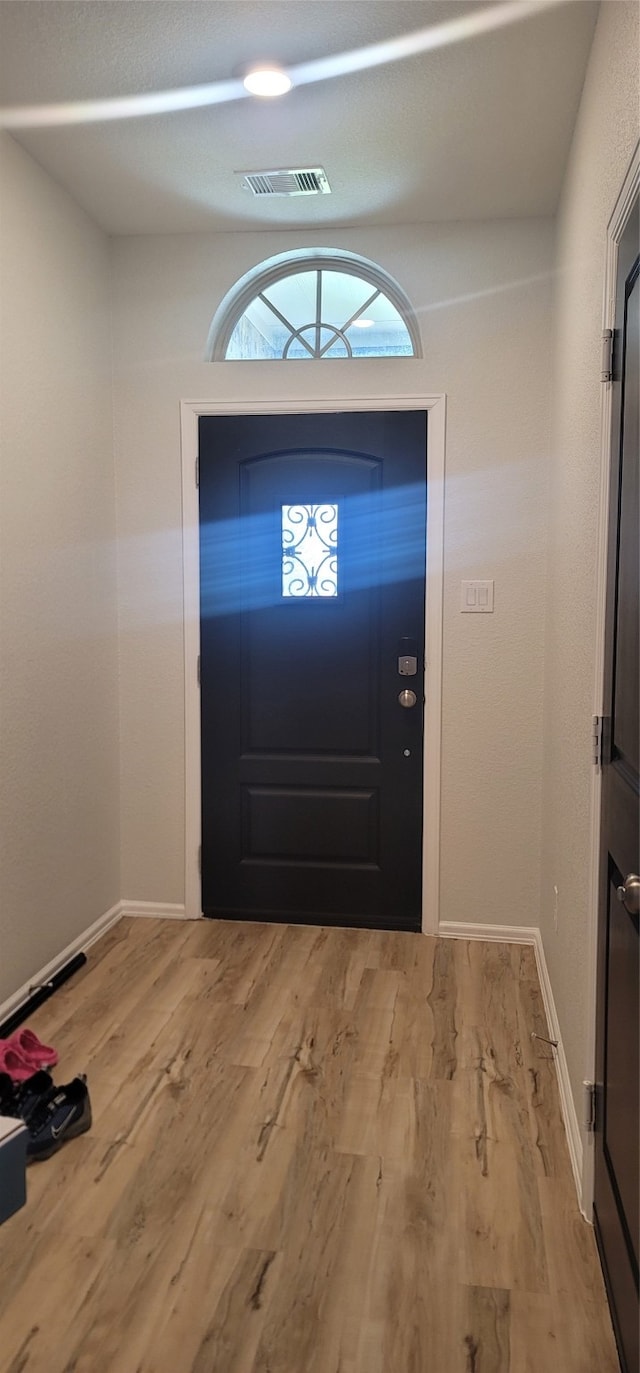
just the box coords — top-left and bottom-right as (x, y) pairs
(243, 67), (292, 98)
(352, 318), (375, 328)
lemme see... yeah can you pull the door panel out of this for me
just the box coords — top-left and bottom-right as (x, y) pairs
(199, 410), (427, 931)
(603, 870), (639, 1272)
(242, 787), (379, 863)
(594, 202), (639, 1373)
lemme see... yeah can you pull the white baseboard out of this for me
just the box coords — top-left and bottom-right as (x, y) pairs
(439, 919), (584, 1216)
(120, 900), (192, 920)
(0, 901), (123, 1029)
(438, 920), (538, 946)
(531, 928), (584, 1215)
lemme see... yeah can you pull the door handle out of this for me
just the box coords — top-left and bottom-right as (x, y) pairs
(398, 689), (417, 709)
(616, 874), (640, 915)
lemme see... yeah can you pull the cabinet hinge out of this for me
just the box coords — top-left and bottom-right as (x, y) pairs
(197, 655), (201, 687)
(583, 1080), (597, 1133)
(601, 328), (614, 382)
(195, 454), (200, 487)
(592, 714), (604, 768)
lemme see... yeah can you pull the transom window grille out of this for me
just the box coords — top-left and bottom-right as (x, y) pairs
(207, 251), (421, 361)
(282, 504), (338, 597)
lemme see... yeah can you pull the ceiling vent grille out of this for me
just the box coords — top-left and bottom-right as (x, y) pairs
(238, 167), (331, 197)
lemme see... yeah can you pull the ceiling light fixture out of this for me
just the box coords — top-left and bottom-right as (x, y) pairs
(243, 67), (292, 98)
(352, 318), (375, 328)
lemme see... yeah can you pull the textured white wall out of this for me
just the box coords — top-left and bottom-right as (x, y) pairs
(540, 1), (639, 1115)
(0, 132), (120, 1002)
(112, 219), (554, 923)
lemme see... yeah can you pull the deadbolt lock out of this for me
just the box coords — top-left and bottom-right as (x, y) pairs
(398, 637), (418, 677)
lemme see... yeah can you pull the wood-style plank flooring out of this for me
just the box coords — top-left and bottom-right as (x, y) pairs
(0, 919), (618, 1372)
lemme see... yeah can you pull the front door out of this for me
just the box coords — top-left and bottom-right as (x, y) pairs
(594, 200), (639, 1373)
(199, 410), (427, 931)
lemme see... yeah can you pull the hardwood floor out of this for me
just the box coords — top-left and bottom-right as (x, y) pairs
(0, 919), (618, 1373)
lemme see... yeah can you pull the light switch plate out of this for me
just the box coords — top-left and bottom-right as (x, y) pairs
(461, 579), (494, 612)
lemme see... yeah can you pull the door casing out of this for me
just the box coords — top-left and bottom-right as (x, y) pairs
(583, 145), (640, 1219)
(180, 393), (446, 931)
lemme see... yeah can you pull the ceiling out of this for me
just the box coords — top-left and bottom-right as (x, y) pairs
(0, 0), (598, 236)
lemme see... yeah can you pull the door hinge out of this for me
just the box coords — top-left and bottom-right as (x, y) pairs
(601, 328), (614, 382)
(197, 844), (202, 876)
(197, 654), (201, 687)
(195, 454), (200, 487)
(592, 714), (604, 768)
(583, 1080), (597, 1133)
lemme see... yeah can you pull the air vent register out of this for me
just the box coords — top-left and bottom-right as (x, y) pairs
(238, 167), (331, 197)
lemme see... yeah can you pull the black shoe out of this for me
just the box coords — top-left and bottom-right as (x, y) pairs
(0, 1070), (55, 1124)
(0, 1071), (17, 1115)
(26, 1075), (92, 1162)
(14, 1070), (55, 1124)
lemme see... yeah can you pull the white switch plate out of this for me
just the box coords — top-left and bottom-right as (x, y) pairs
(461, 579), (494, 612)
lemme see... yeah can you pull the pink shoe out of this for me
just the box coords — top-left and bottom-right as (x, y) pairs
(5, 1028), (58, 1069)
(0, 1042), (36, 1082)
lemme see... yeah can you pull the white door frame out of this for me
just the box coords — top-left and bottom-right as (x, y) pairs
(179, 393), (446, 933)
(582, 144), (639, 1217)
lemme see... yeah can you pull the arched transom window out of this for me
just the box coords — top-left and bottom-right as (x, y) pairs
(207, 250), (421, 360)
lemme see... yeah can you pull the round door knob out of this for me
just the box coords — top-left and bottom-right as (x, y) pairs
(398, 689), (417, 709)
(616, 874), (640, 915)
